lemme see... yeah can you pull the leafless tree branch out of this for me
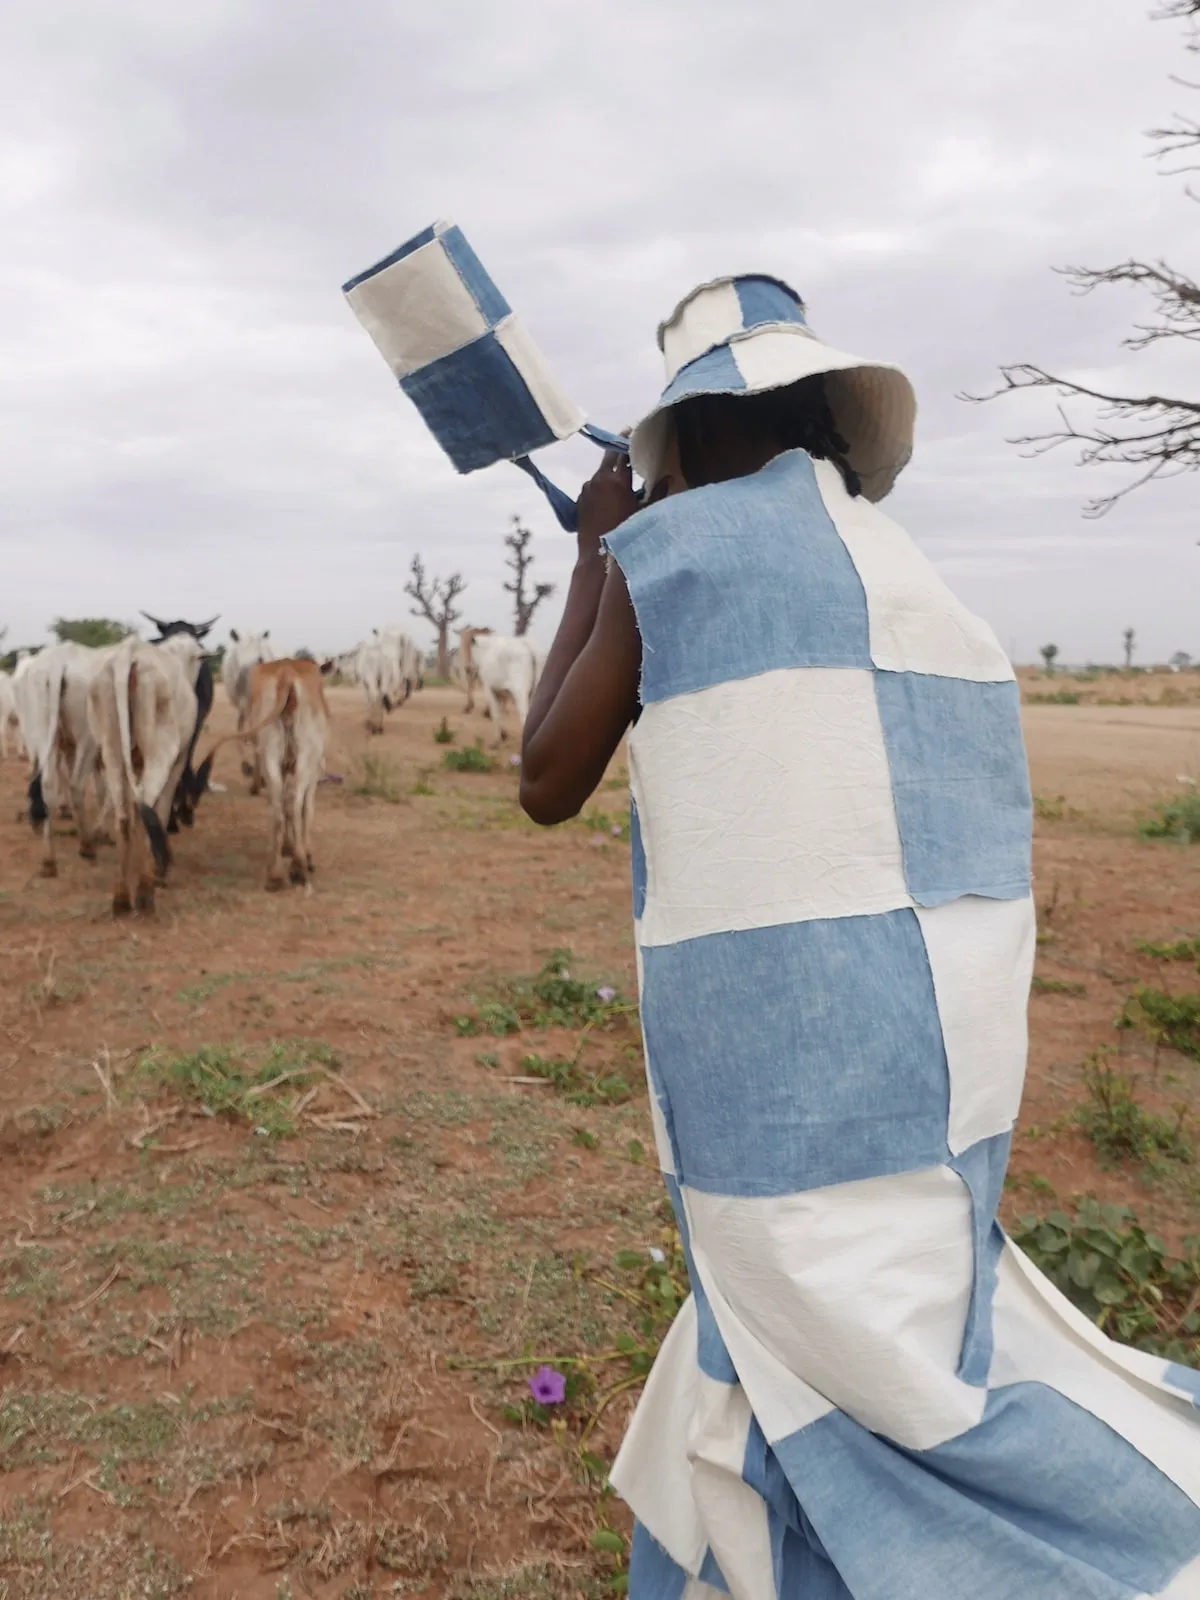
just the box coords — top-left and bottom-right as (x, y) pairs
(968, 3), (1200, 514)
(503, 518), (556, 637)
(405, 554), (465, 677)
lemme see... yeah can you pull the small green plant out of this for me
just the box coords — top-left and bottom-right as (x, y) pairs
(1077, 1050), (1191, 1166)
(1136, 935), (1200, 962)
(1126, 986), (1200, 1060)
(521, 1052), (632, 1108)
(444, 739), (493, 773)
(350, 751), (404, 803)
(433, 717), (456, 745)
(1140, 789), (1200, 843)
(580, 808), (630, 842)
(1013, 1199), (1199, 1364)
(1031, 975), (1087, 996)
(455, 950), (628, 1037)
(138, 1040), (336, 1136)
(1034, 793), (1069, 821)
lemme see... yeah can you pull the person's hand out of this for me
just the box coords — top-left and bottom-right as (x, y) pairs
(576, 450), (640, 560)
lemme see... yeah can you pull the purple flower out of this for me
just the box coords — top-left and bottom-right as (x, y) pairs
(611, 824), (623, 837)
(529, 1365), (566, 1406)
(509, 754), (521, 767)
(596, 986), (617, 1004)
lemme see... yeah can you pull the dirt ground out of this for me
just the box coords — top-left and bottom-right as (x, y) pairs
(0, 681), (1197, 1599)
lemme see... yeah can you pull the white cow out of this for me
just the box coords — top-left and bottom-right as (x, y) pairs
(0, 673), (24, 761)
(86, 634), (203, 915)
(374, 627), (421, 703)
(222, 628), (277, 793)
(449, 637), (485, 714)
(14, 642), (114, 876)
(457, 628), (544, 745)
(352, 641), (394, 734)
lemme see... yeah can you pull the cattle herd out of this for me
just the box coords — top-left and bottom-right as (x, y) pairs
(0, 616), (545, 917)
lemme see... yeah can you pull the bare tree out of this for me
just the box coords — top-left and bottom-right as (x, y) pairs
(1123, 626), (1137, 670)
(966, 2), (1200, 515)
(504, 518), (555, 637)
(1040, 643), (1059, 673)
(405, 555), (465, 678)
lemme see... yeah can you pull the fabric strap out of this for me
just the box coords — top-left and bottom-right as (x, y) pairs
(513, 425), (631, 531)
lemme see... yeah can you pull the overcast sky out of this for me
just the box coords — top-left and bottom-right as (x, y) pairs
(3, 0), (1197, 664)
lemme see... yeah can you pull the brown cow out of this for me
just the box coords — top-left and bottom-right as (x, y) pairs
(199, 658), (331, 890)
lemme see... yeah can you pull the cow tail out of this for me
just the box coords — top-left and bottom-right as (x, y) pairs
(195, 675), (289, 789)
(138, 801), (170, 878)
(26, 652), (68, 831)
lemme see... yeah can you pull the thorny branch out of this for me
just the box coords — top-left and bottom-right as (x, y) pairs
(966, 1), (1200, 515)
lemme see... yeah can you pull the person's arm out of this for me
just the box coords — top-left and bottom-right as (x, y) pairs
(520, 450), (645, 825)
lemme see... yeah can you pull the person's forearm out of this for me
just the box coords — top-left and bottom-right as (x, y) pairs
(522, 551), (607, 748)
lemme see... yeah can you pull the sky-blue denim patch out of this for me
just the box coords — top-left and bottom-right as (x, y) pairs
(770, 1384), (1200, 1599)
(657, 340), (747, 408)
(873, 672), (1032, 906)
(735, 275), (809, 332)
(950, 1131), (1012, 1386)
(606, 451), (872, 704)
(399, 330), (557, 472)
(640, 910), (951, 1198)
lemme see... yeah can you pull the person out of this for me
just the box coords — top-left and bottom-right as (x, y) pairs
(520, 275), (1200, 1599)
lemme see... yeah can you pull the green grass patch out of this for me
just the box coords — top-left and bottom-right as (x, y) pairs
(1013, 1199), (1199, 1364)
(433, 716), (456, 744)
(1136, 935), (1200, 963)
(1026, 690), (1081, 705)
(1031, 975), (1087, 997)
(444, 739), (493, 773)
(1139, 789), (1200, 844)
(454, 948), (630, 1037)
(1077, 1050), (1191, 1167)
(349, 751), (405, 802)
(520, 1051), (633, 1108)
(1124, 986), (1200, 1060)
(137, 1039), (338, 1136)
(579, 807), (630, 842)
(0, 1391), (179, 1470)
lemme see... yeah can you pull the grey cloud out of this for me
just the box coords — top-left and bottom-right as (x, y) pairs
(1, 0), (1196, 662)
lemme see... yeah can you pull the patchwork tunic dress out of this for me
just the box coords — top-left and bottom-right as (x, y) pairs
(602, 449), (1200, 1600)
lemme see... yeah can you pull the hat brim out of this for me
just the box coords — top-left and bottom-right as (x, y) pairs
(629, 324), (916, 504)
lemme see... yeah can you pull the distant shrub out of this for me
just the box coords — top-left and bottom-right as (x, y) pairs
(349, 752), (404, 803)
(1077, 1050), (1191, 1166)
(432, 717), (456, 745)
(1140, 790), (1200, 844)
(1125, 986), (1200, 1060)
(444, 740), (493, 773)
(1026, 690), (1081, 706)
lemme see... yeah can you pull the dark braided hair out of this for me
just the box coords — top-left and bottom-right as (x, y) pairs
(671, 373), (862, 498)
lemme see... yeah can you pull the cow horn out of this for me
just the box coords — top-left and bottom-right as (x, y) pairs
(195, 615), (219, 638)
(141, 611), (167, 632)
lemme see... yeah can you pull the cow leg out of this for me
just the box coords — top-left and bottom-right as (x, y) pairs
(484, 686), (506, 745)
(287, 776), (308, 884)
(261, 738), (288, 890)
(69, 743), (97, 861)
(111, 814), (135, 915)
(33, 765), (59, 878)
(511, 682), (532, 741)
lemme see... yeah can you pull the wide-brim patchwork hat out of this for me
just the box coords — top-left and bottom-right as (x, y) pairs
(629, 275), (917, 503)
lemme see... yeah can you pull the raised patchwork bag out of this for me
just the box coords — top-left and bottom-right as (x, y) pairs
(343, 220), (625, 528)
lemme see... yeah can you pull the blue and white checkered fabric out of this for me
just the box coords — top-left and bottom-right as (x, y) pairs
(604, 450), (1200, 1600)
(343, 219), (584, 474)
